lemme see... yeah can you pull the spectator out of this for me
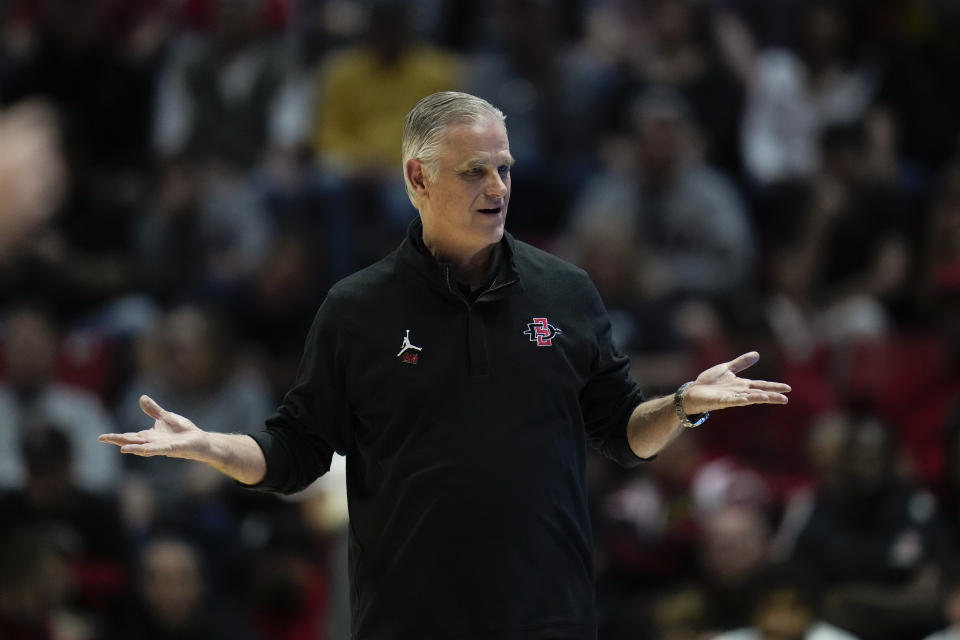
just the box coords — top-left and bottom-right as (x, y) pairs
(779, 412), (947, 639)
(116, 536), (259, 640)
(226, 231), (329, 401)
(154, 0), (301, 170)
(614, 0), (744, 174)
(0, 100), (65, 264)
(0, 527), (93, 640)
(763, 120), (913, 348)
(0, 306), (121, 492)
(0, 425), (128, 618)
(135, 159), (274, 300)
(312, 1), (457, 174)
(714, 564), (859, 640)
(0, 0), (158, 318)
(565, 88), (753, 308)
(716, 2), (876, 185)
(699, 502), (774, 633)
(310, 0), (458, 253)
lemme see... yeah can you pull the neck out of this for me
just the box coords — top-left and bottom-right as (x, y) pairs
(421, 229), (496, 290)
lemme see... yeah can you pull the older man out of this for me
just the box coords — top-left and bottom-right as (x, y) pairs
(101, 91), (790, 640)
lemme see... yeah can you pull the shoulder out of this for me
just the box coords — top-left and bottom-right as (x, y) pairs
(510, 237), (604, 312)
(316, 249), (404, 321)
(511, 237), (591, 285)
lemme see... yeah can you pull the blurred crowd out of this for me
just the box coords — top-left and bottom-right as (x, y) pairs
(1, 0), (960, 638)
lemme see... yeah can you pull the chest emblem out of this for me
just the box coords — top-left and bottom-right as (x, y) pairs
(523, 317), (562, 347)
(396, 329), (422, 364)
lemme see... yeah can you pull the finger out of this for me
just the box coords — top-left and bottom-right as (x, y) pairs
(120, 442), (186, 458)
(747, 380), (792, 393)
(99, 433), (149, 446)
(726, 351), (760, 374)
(119, 443), (165, 457)
(139, 395), (166, 421)
(732, 390), (789, 406)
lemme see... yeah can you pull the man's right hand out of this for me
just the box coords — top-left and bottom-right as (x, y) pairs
(99, 395), (267, 485)
(99, 395), (211, 461)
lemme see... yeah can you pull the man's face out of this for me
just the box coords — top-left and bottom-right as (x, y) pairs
(417, 118), (513, 256)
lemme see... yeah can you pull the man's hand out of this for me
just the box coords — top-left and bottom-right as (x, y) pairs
(99, 395), (268, 485)
(99, 395), (211, 461)
(682, 351), (790, 415)
(626, 351), (790, 459)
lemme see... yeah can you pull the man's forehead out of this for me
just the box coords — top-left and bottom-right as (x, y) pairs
(438, 120), (512, 164)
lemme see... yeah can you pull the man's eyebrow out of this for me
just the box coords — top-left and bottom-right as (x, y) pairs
(460, 155), (515, 169)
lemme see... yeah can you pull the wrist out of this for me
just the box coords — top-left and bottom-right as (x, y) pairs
(674, 382), (709, 428)
(195, 431), (221, 465)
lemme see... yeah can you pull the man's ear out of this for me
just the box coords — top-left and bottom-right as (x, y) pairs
(406, 158), (428, 198)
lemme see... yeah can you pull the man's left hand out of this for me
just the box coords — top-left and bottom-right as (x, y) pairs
(681, 351), (790, 415)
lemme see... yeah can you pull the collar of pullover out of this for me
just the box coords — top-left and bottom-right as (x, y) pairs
(401, 217), (524, 302)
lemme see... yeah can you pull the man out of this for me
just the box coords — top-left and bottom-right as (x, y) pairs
(101, 91), (790, 640)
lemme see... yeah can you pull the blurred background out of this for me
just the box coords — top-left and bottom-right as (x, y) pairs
(1, 0), (959, 638)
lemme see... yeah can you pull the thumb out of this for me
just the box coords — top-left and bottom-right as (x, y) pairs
(726, 351), (760, 374)
(139, 395), (166, 421)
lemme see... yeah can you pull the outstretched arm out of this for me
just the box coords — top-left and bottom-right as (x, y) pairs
(626, 351), (790, 459)
(99, 395), (267, 486)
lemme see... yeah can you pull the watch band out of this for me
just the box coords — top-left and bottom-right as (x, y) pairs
(674, 381), (709, 428)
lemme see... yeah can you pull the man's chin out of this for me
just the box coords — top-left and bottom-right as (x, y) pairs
(482, 220), (505, 242)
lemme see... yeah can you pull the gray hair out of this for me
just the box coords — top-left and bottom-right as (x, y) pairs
(401, 91), (506, 207)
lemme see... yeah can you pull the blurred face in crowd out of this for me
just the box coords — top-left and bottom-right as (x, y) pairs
(702, 504), (770, 585)
(753, 588), (814, 640)
(141, 539), (203, 630)
(845, 418), (894, 497)
(22, 427), (74, 508)
(0, 534), (69, 620)
(634, 101), (690, 185)
(2, 309), (57, 396)
(369, 4), (410, 62)
(807, 413), (849, 491)
(163, 308), (222, 392)
(651, 0), (694, 51)
(412, 118), (513, 261)
(802, 4), (846, 69)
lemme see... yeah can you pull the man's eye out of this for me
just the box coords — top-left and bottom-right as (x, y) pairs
(498, 165), (510, 176)
(464, 167), (482, 176)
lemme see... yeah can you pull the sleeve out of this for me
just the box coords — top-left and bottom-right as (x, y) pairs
(243, 294), (353, 494)
(579, 278), (648, 467)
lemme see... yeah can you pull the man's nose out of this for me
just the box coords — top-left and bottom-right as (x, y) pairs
(485, 172), (508, 198)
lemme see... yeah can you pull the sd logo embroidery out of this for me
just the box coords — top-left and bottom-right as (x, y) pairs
(523, 317), (562, 347)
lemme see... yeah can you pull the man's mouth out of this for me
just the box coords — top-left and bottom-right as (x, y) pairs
(477, 207), (502, 215)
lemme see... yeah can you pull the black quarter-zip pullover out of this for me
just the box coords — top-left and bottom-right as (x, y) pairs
(248, 218), (646, 640)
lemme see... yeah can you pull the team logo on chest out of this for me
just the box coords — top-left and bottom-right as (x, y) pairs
(396, 329), (422, 364)
(523, 317), (562, 347)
